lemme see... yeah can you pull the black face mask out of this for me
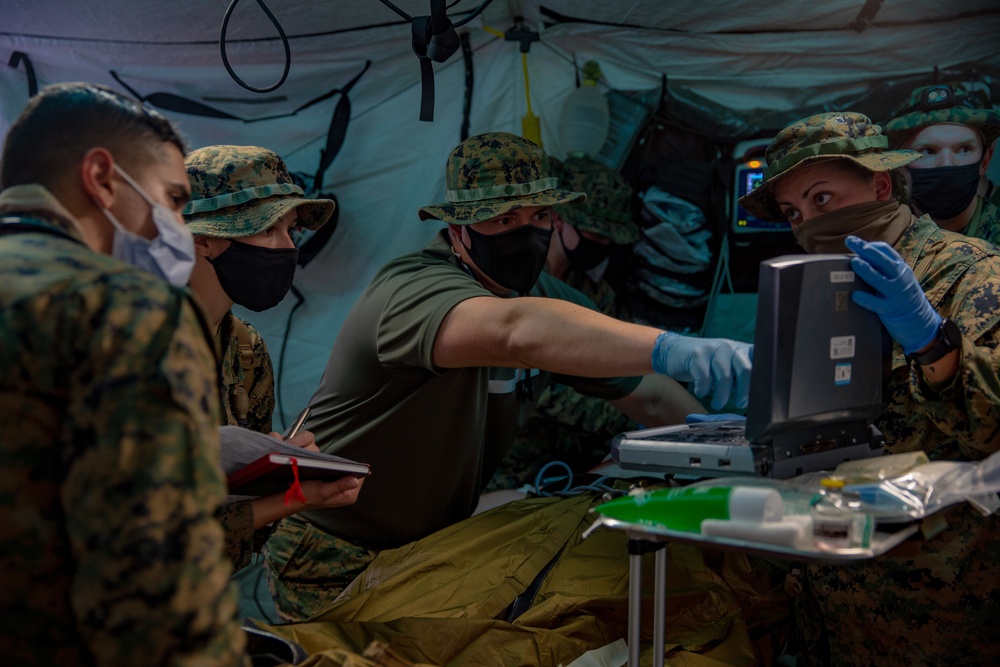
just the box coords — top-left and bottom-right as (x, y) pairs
(208, 240), (299, 312)
(465, 224), (554, 294)
(907, 163), (982, 220)
(561, 228), (611, 271)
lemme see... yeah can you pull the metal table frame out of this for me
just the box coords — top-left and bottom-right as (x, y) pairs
(606, 520), (920, 667)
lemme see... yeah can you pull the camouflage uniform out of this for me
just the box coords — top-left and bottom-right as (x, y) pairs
(964, 193), (1000, 247)
(553, 155), (640, 314)
(883, 82), (1000, 246)
(184, 145), (334, 572)
(0, 185), (247, 666)
(741, 113), (1000, 665)
(490, 157), (640, 490)
(216, 311), (274, 434)
(215, 312), (275, 570)
(795, 214), (1000, 666)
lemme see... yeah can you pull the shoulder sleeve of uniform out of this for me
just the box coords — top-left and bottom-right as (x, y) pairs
(375, 254), (493, 370)
(61, 274), (245, 666)
(240, 317), (275, 433)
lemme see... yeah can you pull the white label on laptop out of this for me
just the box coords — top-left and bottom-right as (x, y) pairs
(835, 362), (852, 385)
(830, 335), (856, 359)
(830, 271), (855, 283)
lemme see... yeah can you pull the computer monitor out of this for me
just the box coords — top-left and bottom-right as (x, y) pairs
(746, 254), (887, 447)
(731, 161), (792, 235)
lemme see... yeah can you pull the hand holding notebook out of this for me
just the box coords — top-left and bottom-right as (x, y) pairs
(220, 425), (370, 497)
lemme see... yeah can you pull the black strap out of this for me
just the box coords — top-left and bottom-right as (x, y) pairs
(849, 0), (884, 32)
(312, 61), (372, 194)
(412, 17), (437, 122)
(410, 0), (461, 122)
(110, 61), (370, 125)
(295, 194), (339, 267)
(460, 31), (474, 142)
(7, 52), (38, 98)
(504, 546), (565, 623)
(111, 70), (244, 120)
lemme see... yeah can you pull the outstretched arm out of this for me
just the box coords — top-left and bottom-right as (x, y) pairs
(432, 295), (752, 409)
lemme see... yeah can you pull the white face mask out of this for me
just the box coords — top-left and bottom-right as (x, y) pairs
(97, 164), (195, 287)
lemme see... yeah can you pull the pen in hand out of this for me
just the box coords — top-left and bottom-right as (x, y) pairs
(283, 407), (310, 440)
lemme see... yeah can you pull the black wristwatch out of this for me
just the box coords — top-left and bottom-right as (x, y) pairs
(908, 318), (962, 366)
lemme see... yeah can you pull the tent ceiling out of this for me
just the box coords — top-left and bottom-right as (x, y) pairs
(6, 1), (999, 47)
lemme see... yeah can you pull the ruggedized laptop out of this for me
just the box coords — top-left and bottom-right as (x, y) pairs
(612, 255), (888, 479)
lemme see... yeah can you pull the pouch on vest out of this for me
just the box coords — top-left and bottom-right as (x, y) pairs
(230, 317), (258, 428)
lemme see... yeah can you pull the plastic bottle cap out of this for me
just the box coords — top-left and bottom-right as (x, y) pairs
(820, 477), (846, 489)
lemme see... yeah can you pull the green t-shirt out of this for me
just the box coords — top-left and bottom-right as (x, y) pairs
(302, 231), (641, 547)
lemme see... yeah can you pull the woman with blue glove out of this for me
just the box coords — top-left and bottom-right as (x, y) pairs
(739, 111), (1000, 666)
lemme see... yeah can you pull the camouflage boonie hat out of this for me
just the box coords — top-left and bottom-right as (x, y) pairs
(183, 145), (335, 238)
(555, 157), (639, 244)
(739, 111), (922, 223)
(418, 132), (585, 225)
(883, 82), (1000, 148)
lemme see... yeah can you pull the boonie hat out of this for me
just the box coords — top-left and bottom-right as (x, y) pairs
(739, 112), (922, 223)
(883, 82), (1000, 148)
(418, 132), (585, 225)
(183, 145), (335, 238)
(556, 157), (639, 244)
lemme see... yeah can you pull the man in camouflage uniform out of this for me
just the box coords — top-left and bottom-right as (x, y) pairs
(547, 156), (640, 314)
(0, 83), (247, 666)
(741, 111), (1000, 665)
(883, 81), (1000, 245)
(488, 156), (641, 490)
(263, 131), (749, 620)
(184, 145), (361, 572)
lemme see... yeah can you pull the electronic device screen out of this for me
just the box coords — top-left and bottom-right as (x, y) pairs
(731, 162), (792, 235)
(745, 255), (886, 444)
(611, 254), (888, 478)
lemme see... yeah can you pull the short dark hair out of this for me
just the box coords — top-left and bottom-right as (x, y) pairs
(0, 82), (186, 190)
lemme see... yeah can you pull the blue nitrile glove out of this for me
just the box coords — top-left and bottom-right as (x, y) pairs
(652, 332), (753, 410)
(686, 413), (746, 424)
(845, 235), (941, 354)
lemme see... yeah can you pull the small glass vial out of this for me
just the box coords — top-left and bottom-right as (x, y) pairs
(811, 477), (871, 550)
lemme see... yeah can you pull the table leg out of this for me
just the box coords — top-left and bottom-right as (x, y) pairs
(653, 546), (667, 667)
(628, 545), (642, 667)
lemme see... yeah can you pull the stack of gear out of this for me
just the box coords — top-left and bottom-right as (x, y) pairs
(631, 185), (714, 314)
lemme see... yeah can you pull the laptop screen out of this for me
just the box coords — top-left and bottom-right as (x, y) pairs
(745, 254), (887, 444)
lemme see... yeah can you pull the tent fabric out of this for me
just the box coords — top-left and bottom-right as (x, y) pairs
(2, 1), (999, 427)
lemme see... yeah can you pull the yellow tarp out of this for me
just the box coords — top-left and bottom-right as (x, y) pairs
(270, 494), (791, 667)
